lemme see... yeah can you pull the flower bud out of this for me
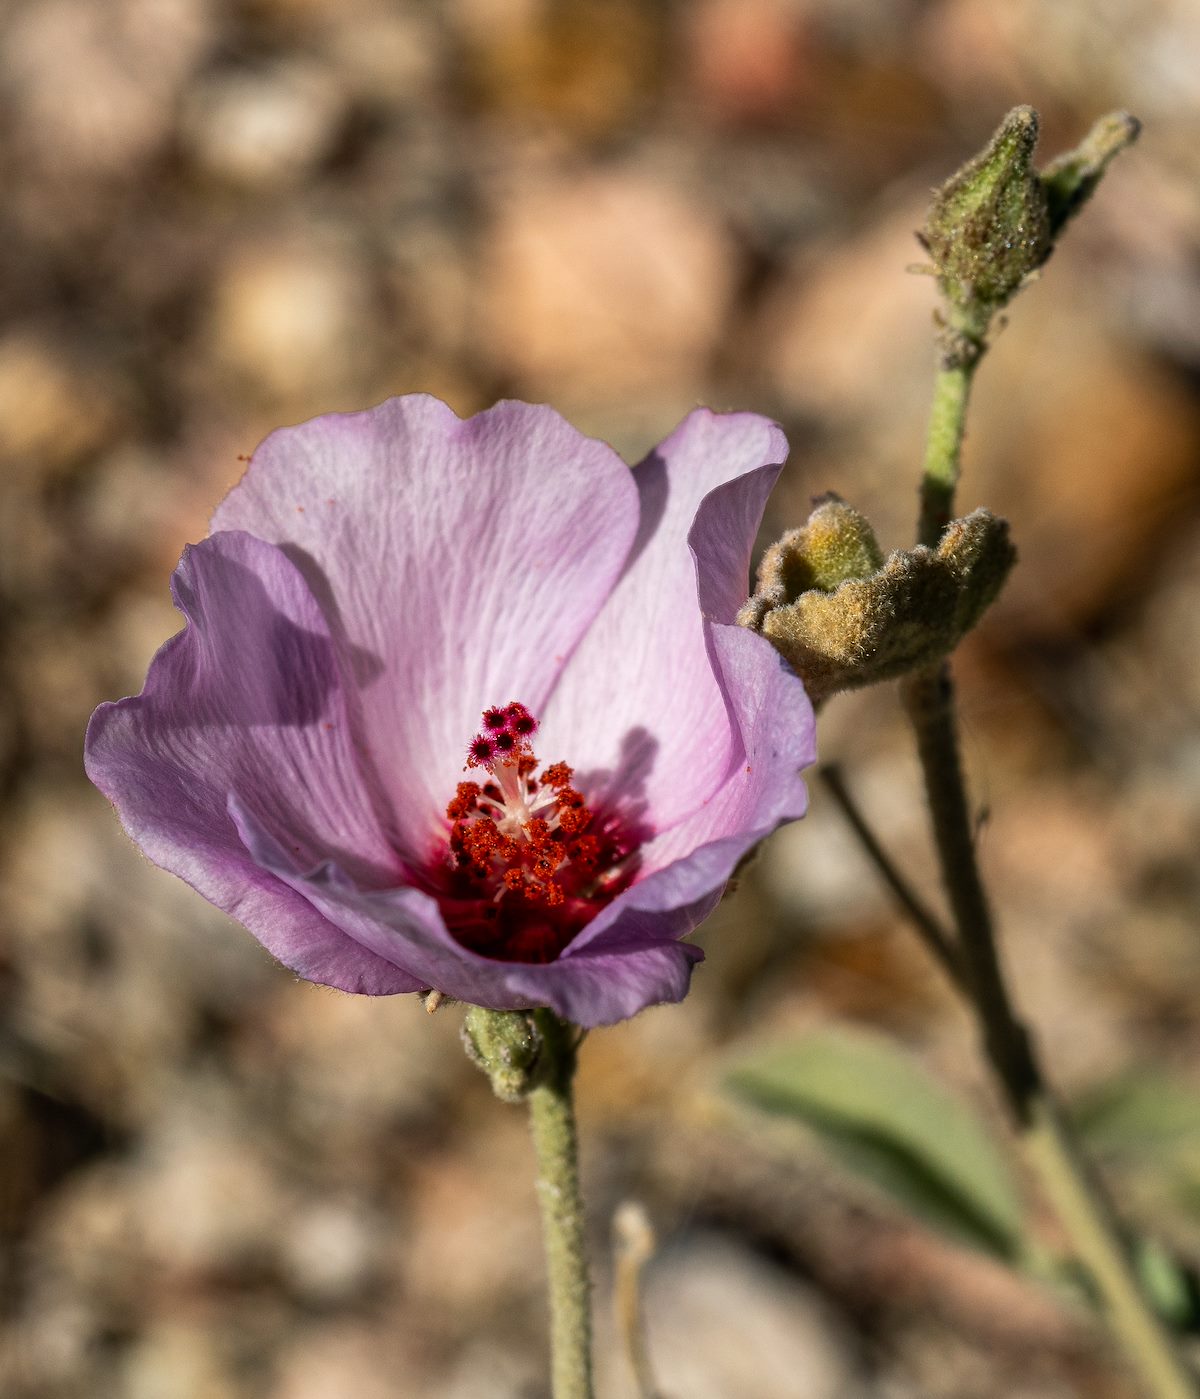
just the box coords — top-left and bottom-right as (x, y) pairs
(1039, 110), (1142, 239)
(739, 505), (1015, 703)
(462, 1006), (544, 1101)
(939, 509), (1018, 635)
(922, 107), (1049, 334)
(739, 494), (883, 631)
(918, 106), (1140, 359)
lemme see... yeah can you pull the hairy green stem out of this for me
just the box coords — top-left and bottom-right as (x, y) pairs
(901, 666), (1039, 1108)
(903, 667), (1195, 1397)
(918, 360), (977, 548)
(1026, 1096), (1199, 1399)
(527, 1011), (594, 1399)
(905, 357), (1197, 1397)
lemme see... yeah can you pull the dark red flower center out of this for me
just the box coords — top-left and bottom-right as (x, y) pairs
(439, 702), (637, 963)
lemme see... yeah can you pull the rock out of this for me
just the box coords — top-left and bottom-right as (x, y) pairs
(207, 235), (377, 408)
(0, 329), (124, 473)
(322, 6), (445, 106)
(278, 1199), (381, 1304)
(479, 168), (737, 408)
(4, 0), (213, 178)
(182, 61), (346, 188)
(644, 1233), (865, 1398)
(121, 1320), (239, 1399)
(270, 1324), (412, 1399)
(134, 1091), (295, 1275)
(451, 0), (663, 139)
(682, 0), (810, 126)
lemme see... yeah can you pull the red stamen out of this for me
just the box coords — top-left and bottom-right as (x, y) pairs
(467, 737), (494, 768)
(443, 702), (638, 964)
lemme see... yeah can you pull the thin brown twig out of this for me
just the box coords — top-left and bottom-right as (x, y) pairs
(819, 763), (966, 991)
(613, 1201), (664, 1399)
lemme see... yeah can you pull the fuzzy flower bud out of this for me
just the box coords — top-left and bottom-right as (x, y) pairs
(738, 494), (883, 632)
(739, 505), (1016, 704)
(462, 1006), (544, 1101)
(922, 106), (1050, 337)
(918, 106), (1140, 363)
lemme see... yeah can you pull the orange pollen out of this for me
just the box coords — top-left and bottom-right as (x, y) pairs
(446, 703), (605, 908)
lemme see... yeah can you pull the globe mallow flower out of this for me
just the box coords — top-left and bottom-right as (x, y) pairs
(85, 396), (815, 1027)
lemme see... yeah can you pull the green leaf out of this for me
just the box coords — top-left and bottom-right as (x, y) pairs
(1071, 1070), (1200, 1163)
(725, 1028), (1023, 1260)
(1135, 1237), (1200, 1331)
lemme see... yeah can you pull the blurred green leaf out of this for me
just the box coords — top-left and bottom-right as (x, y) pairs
(726, 1029), (1023, 1260)
(1135, 1237), (1200, 1330)
(1071, 1069), (1200, 1162)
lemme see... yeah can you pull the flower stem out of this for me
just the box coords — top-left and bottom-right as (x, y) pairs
(527, 1010), (594, 1399)
(903, 359), (1197, 1397)
(918, 359), (977, 548)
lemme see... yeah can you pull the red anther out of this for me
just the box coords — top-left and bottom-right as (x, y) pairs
(572, 835), (600, 868)
(467, 737), (494, 768)
(557, 805), (590, 836)
(445, 781), (481, 820)
(445, 700), (634, 962)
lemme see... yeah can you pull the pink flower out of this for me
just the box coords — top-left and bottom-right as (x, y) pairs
(85, 397), (815, 1026)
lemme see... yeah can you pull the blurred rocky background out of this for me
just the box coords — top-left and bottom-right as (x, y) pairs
(3, 1), (1200, 1395)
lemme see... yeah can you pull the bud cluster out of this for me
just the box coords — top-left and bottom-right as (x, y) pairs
(739, 497), (1015, 704)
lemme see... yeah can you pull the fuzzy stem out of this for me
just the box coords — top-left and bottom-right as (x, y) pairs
(902, 666), (1196, 1398)
(903, 346), (1197, 1395)
(527, 1010), (594, 1399)
(1025, 1095), (1199, 1399)
(918, 360), (977, 548)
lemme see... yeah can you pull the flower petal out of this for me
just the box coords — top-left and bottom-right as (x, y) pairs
(212, 396), (640, 856)
(84, 530), (423, 995)
(233, 798), (701, 1027)
(538, 410), (787, 831)
(565, 619), (815, 953)
(238, 610), (810, 1024)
